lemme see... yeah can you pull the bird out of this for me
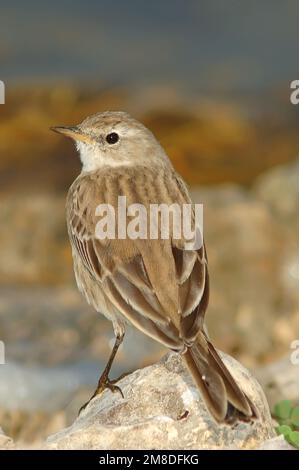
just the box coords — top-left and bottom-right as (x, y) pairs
(51, 111), (256, 423)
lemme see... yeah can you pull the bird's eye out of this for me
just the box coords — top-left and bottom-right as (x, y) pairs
(106, 132), (119, 144)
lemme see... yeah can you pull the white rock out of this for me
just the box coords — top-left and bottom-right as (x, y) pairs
(258, 435), (295, 450)
(256, 356), (299, 409)
(46, 352), (275, 450)
(0, 427), (14, 450)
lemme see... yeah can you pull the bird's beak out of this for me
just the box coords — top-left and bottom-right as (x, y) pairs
(50, 126), (92, 144)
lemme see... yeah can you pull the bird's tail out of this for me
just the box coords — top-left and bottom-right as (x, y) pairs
(183, 332), (257, 424)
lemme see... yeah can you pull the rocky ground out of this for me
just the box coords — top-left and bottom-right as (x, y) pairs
(1, 352), (296, 450)
(46, 352), (275, 450)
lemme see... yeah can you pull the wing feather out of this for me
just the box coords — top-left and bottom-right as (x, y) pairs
(66, 167), (209, 350)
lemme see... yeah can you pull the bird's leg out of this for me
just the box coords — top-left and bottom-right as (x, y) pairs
(79, 333), (125, 415)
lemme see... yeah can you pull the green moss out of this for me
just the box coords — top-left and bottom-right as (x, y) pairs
(274, 400), (299, 449)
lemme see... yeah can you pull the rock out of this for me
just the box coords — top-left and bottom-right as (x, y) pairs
(254, 157), (299, 223)
(255, 356), (299, 410)
(0, 427), (14, 450)
(253, 158), (299, 324)
(46, 352), (275, 450)
(257, 435), (295, 450)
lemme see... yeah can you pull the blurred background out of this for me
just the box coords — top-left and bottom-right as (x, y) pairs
(0, 0), (299, 445)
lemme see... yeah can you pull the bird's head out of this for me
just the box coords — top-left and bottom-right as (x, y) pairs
(51, 111), (169, 172)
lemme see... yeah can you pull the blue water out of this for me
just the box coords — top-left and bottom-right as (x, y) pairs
(1, 0), (298, 92)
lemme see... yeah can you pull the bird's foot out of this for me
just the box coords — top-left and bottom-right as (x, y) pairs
(78, 374), (124, 416)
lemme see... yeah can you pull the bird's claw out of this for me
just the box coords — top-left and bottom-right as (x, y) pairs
(78, 376), (124, 416)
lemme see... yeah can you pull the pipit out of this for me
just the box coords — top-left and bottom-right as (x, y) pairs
(51, 112), (256, 423)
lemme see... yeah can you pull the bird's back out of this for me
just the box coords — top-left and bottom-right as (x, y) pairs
(66, 164), (208, 346)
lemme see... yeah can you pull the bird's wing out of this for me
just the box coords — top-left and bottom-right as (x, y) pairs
(67, 166), (209, 349)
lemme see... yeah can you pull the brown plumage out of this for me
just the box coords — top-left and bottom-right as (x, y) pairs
(52, 111), (256, 423)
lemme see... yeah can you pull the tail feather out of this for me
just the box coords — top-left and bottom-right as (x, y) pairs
(183, 333), (257, 423)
